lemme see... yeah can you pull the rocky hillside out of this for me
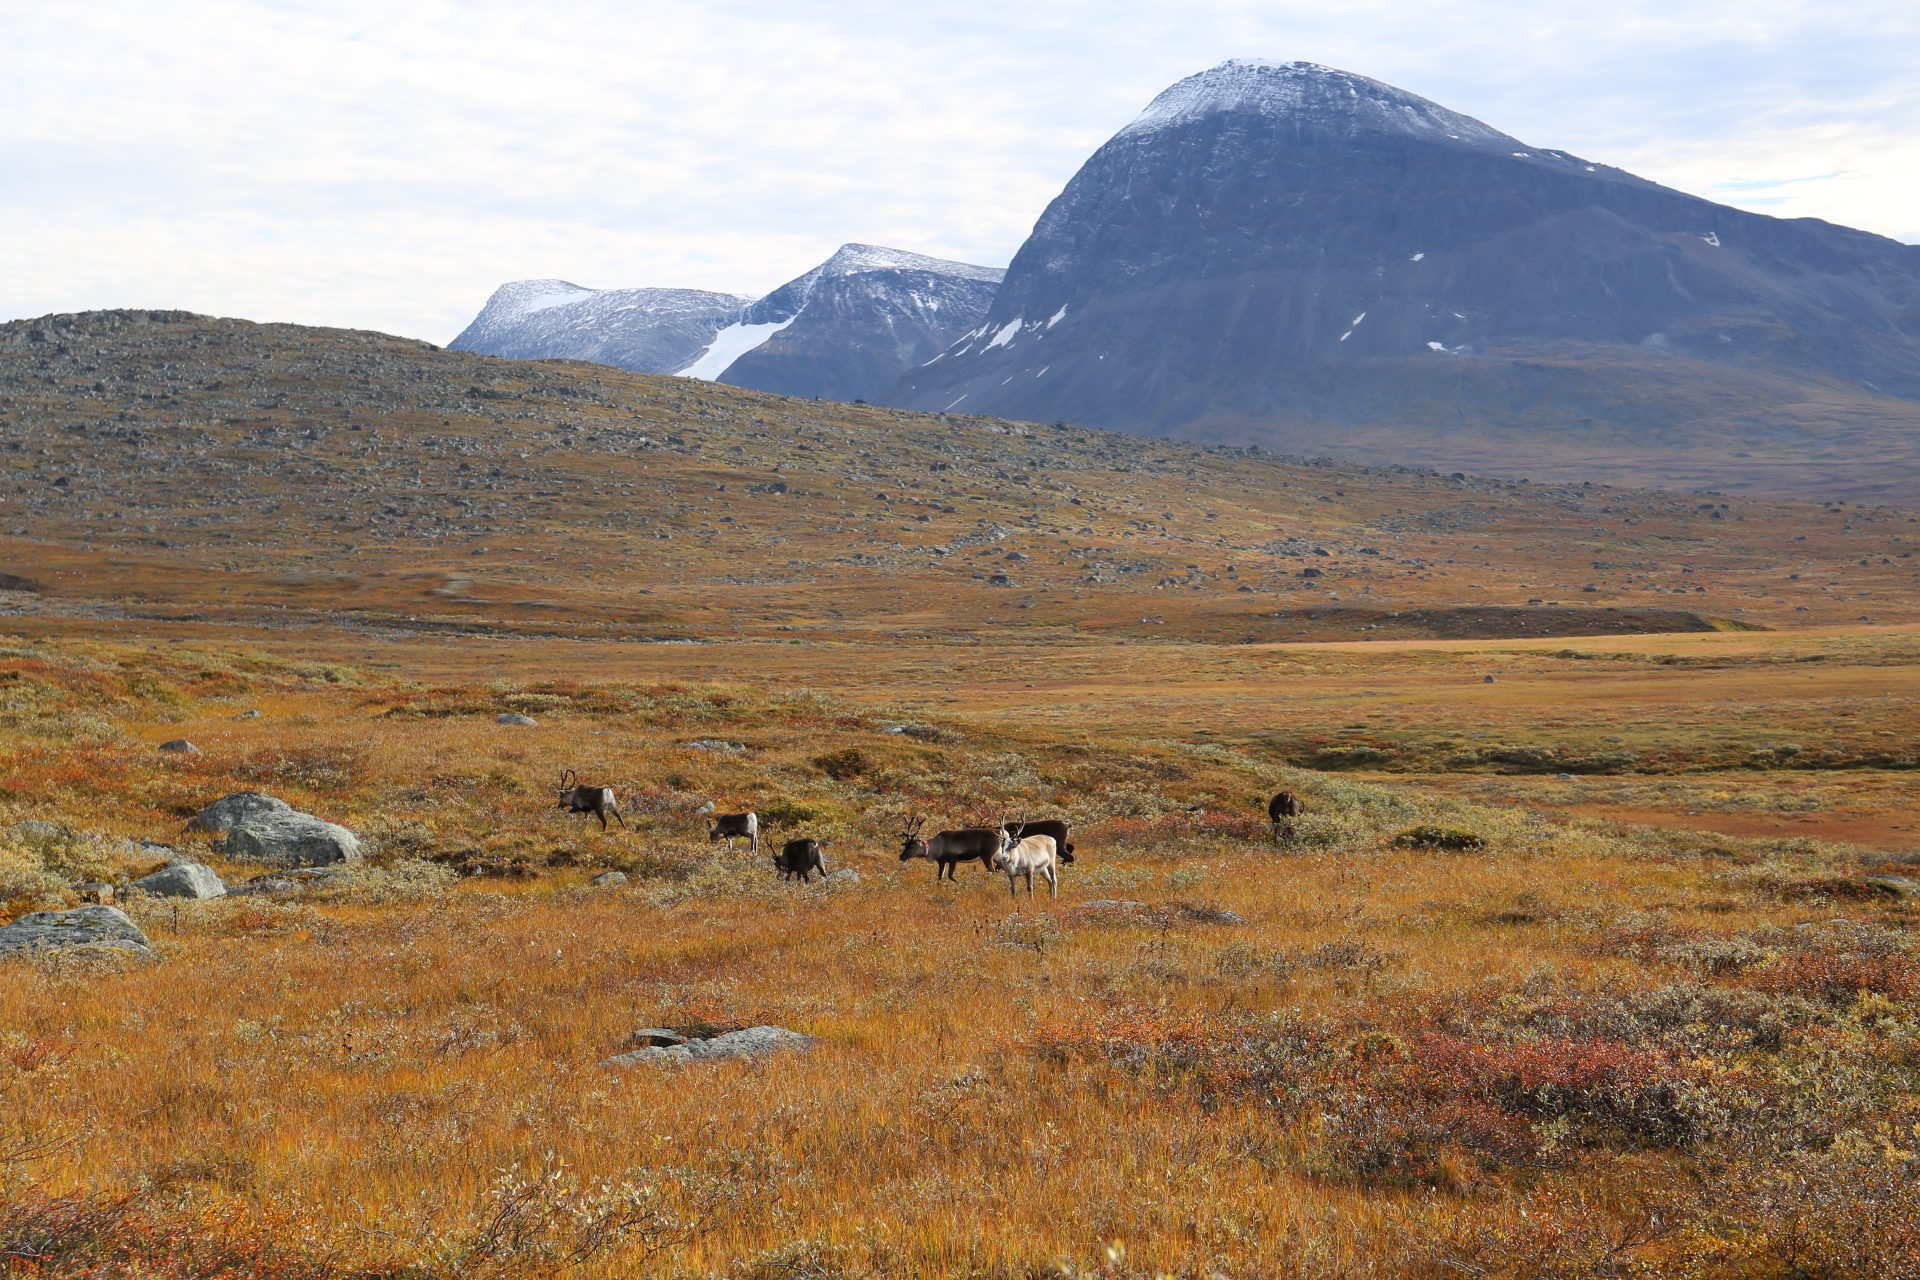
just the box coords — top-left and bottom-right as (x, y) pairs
(2, 308), (1914, 645)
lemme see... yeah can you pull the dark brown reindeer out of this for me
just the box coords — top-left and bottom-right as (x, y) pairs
(898, 814), (1002, 882)
(1268, 790), (1305, 843)
(774, 838), (827, 883)
(707, 810), (760, 854)
(557, 770), (625, 831)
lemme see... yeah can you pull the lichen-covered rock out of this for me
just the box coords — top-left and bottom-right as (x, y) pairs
(186, 792), (293, 834)
(497, 712), (538, 726)
(590, 871), (628, 887)
(159, 739), (200, 753)
(0, 906), (152, 957)
(124, 862), (226, 900)
(600, 1025), (813, 1068)
(223, 813), (361, 868)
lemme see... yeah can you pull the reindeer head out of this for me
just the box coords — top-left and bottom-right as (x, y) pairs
(897, 814), (927, 861)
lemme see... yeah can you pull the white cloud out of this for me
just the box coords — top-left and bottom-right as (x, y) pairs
(3, 1), (1915, 342)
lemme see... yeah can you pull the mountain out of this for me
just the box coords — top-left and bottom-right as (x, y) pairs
(706, 243), (1003, 401)
(887, 60), (1920, 498)
(448, 281), (752, 373)
(452, 244), (1003, 404)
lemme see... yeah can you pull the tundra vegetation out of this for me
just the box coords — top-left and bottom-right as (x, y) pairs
(0, 633), (1917, 1279)
(5, 314), (1920, 1275)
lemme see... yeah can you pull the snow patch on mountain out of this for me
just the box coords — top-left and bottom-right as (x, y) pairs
(676, 317), (799, 379)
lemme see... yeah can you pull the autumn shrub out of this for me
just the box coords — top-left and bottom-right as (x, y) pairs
(809, 747), (869, 780)
(1746, 951), (1920, 1005)
(1393, 824), (1485, 851)
(230, 746), (369, 794)
(1416, 1034), (1700, 1145)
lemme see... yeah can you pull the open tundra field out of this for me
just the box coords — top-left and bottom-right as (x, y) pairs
(1, 626), (1919, 1278)
(4, 311), (1920, 1277)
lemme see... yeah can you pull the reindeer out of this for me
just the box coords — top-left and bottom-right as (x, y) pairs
(1002, 818), (1075, 863)
(707, 811), (759, 854)
(557, 770), (625, 831)
(992, 828), (1059, 899)
(897, 814), (1001, 882)
(774, 838), (827, 883)
(1268, 790), (1305, 843)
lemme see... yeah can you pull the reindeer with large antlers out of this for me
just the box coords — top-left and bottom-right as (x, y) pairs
(897, 813), (1003, 882)
(557, 770), (626, 831)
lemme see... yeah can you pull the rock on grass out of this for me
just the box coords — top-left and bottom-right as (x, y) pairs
(599, 1026), (813, 1068)
(0, 906), (153, 958)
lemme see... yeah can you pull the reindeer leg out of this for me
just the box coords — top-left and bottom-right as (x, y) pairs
(612, 807), (627, 830)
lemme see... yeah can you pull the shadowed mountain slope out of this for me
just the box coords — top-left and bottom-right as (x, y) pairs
(888, 60), (1920, 500)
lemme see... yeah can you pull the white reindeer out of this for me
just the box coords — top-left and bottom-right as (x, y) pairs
(991, 827), (1058, 899)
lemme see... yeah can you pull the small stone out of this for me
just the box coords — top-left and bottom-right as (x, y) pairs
(158, 739), (200, 753)
(124, 862), (226, 900)
(829, 868), (859, 885)
(73, 882), (113, 904)
(497, 712), (538, 726)
(1083, 900), (1148, 910)
(694, 801), (716, 815)
(0, 905), (152, 958)
(599, 1025), (814, 1069)
(1483, 675), (1497, 683)
(590, 871), (628, 888)
(234, 709), (262, 720)
(1556, 773), (1577, 780)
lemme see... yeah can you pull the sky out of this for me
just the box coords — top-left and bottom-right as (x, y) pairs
(4, 1), (1917, 344)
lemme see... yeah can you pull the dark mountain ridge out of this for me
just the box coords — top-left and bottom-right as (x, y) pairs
(888, 61), (1920, 496)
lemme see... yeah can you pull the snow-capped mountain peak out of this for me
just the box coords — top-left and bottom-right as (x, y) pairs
(1119, 59), (1521, 151)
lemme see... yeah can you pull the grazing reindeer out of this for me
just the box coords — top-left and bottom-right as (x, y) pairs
(992, 827), (1058, 899)
(897, 814), (1000, 882)
(774, 838), (827, 883)
(1268, 790), (1305, 843)
(557, 770), (626, 831)
(707, 811), (759, 854)
(1003, 818), (1075, 863)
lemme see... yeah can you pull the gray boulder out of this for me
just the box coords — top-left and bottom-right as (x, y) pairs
(124, 862), (226, 900)
(497, 712), (538, 726)
(159, 739), (200, 753)
(186, 792), (293, 834)
(590, 871), (628, 888)
(0, 906), (152, 958)
(600, 1025), (814, 1068)
(830, 868), (860, 886)
(223, 812), (361, 868)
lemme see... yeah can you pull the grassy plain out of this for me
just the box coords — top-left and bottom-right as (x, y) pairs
(2, 312), (1920, 1276)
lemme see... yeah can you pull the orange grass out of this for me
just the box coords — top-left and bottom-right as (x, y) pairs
(0, 634), (1917, 1276)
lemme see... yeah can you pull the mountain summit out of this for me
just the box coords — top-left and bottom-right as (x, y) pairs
(889, 60), (1920, 487)
(451, 244), (1002, 404)
(699, 244), (1003, 401)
